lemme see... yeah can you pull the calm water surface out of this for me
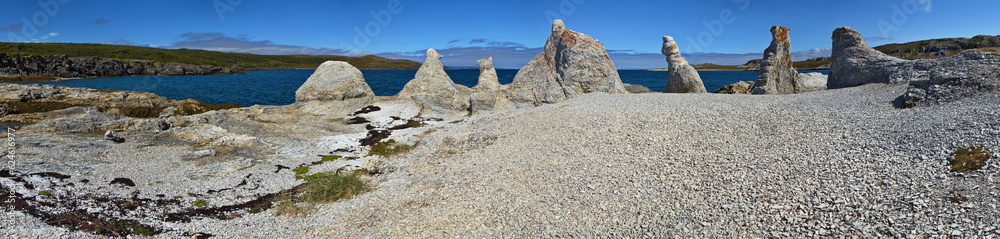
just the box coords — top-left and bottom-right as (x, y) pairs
(15, 69), (828, 106)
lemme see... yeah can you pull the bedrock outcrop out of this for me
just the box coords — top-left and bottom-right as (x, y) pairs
(507, 20), (627, 107)
(751, 26), (801, 94)
(829, 26), (1000, 106)
(661, 36), (707, 93)
(396, 49), (471, 113)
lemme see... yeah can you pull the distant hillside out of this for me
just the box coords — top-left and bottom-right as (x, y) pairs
(874, 35), (1000, 59)
(0, 42), (422, 70)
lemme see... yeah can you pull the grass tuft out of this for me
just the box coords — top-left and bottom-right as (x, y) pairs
(301, 172), (368, 203)
(274, 171), (369, 217)
(949, 146), (991, 173)
(368, 139), (412, 157)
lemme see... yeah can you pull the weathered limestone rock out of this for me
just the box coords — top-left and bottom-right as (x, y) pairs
(295, 61), (377, 115)
(752, 26), (802, 94)
(397, 49), (470, 113)
(661, 36), (707, 93)
(830, 26), (1000, 107)
(295, 61), (375, 102)
(622, 83), (653, 93)
(797, 72), (828, 93)
(508, 20), (628, 107)
(901, 50), (1000, 107)
(469, 57), (513, 113)
(714, 81), (755, 94)
(828, 26), (925, 88)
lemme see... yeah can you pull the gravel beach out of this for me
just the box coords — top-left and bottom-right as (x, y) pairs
(3, 83), (999, 238)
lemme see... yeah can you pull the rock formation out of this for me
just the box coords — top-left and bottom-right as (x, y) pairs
(714, 81), (755, 94)
(0, 53), (241, 78)
(469, 57), (513, 113)
(797, 72), (828, 93)
(508, 20), (627, 107)
(661, 36), (707, 93)
(396, 49), (471, 113)
(828, 27), (919, 88)
(622, 83), (653, 93)
(830, 26), (1000, 107)
(295, 61), (375, 102)
(295, 61), (377, 115)
(751, 26), (801, 94)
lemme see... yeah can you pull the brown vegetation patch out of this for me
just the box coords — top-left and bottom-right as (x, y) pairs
(174, 100), (242, 116)
(949, 146), (991, 173)
(2, 101), (79, 114)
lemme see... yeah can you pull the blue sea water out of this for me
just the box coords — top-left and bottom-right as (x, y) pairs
(13, 69), (829, 106)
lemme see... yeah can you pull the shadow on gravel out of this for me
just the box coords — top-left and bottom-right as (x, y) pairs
(892, 94), (907, 109)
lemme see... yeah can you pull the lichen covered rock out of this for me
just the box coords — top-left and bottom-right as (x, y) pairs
(751, 26), (801, 94)
(661, 36), (707, 93)
(508, 20), (627, 107)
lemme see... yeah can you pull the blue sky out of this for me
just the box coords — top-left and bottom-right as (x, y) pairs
(2, 0), (997, 69)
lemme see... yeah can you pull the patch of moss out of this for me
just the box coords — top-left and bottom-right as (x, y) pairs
(949, 146), (991, 173)
(368, 139), (412, 157)
(321, 155), (342, 162)
(389, 119), (423, 130)
(192, 199), (209, 208)
(38, 190), (51, 196)
(292, 166), (310, 180)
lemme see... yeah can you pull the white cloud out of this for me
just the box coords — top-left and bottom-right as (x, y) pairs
(923, 0), (932, 12)
(169, 32), (357, 56)
(38, 32), (58, 40)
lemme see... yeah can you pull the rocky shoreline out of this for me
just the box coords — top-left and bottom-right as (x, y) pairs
(0, 53), (243, 81)
(1, 20), (998, 238)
